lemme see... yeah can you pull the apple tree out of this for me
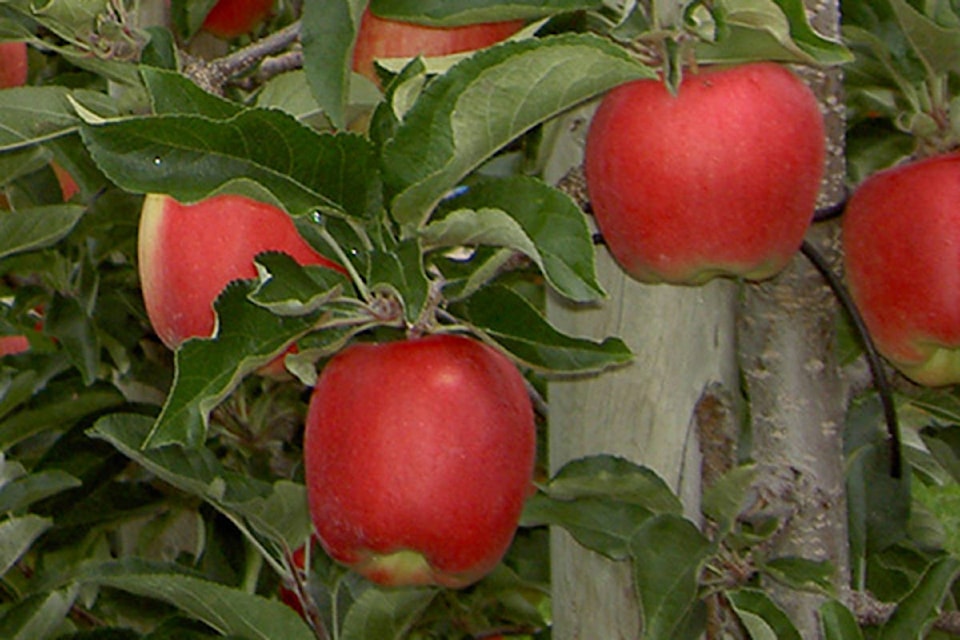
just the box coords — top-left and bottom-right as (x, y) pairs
(1, 1), (960, 639)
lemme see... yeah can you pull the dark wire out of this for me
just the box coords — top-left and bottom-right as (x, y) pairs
(800, 240), (902, 478)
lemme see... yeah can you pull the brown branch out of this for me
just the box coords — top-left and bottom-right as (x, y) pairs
(182, 21), (302, 95)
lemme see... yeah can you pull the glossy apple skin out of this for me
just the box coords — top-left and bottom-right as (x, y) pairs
(0, 42), (27, 88)
(843, 153), (960, 386)
(584, 63), (825, 285)
(304, 334), (536, 588)
(201, 0), (274, 38)
(352, 9), (523, 83)
(138, 194), (341, 350)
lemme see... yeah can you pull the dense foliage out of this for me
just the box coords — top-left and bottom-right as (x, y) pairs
(2, 0), (960, 638)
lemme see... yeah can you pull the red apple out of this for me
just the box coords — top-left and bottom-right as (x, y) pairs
(842, 153), (960, 386)
(304, 333), (536, 588)
(52, 162), (78, 201)
(201, 0), (274, 39)
(352, 8), (524, 83)
(0, 335), (29, 356)
(0, 42), (27, 89)
(584, 62), (826, 285)
(137, 193), (341, 350)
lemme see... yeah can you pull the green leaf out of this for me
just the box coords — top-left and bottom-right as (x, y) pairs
(701, 464), (756, 535)
(761, 556), (834, 594)
(0, 371), (40, 424)
(300, 0), (366, 130)
(521, 493), (653, 560)
(340, 587), (438, 640)
(0, 384), (125, 450)
(382, 33), (654, 228)
(429, 175), (603, 303)
(0, 87), (118, 152)
(367, 238), (431, 324)
(79, 563), (315, 640)
(370, 0), (601, 24)
(250, 252), (349, 316)
(522, 456), (683, 560)
(0, 205), (86, 260)
(726, 588), (801, 640)
(89, 414), (312, 549)
(458, 285), (632, 374)
(144, 280), (323, 448)
(887, 0), (960, 78)
(878, 556), (960, 640)
(0, 586), (78, 640)
(846, 441), (911, 561)
(79, 109), (381, 218)
(819, 599), (865, 640)
(141, 67), (245, 119)
(544, 455), (683, 513)
(0, 514), (51, 579)
(695, 0), (852, 66)
(46, 291), (100, 386)
(630, 514), (712, 640)
(0, 469), (80, 514)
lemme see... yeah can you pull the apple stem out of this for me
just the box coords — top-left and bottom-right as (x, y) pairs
(800, 240), (902, 478)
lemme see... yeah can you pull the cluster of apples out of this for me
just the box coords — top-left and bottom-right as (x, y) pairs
(137, 0), (534, 599)
(585, 61), (960, 388)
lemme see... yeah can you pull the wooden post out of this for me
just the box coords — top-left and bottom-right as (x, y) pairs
(545, 105), (740, 639)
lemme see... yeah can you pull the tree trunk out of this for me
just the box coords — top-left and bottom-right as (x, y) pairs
(545, 106), (740, 639)
(737, 1), (848, 637)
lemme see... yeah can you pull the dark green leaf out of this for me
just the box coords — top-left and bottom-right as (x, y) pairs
(521, 493), (652, 560)
(381, 33), (653, 228)
(89, 414), (312, 549)
(80, 110), (381, 218)
(459, 285), (632, 374)
(141, 67), (244, 119)
(340, 587), (438, 640)
(0, 586), (77, 640)
(761, 556), (834, 594)
(701, 464), (756, 535)
(301, 0), (366, 130)
(726, 588), (801, 640)
(46, 292), (99, 386)
(630, 514), (712, 640)
(143, 280), (322, 448)
(370, 0), (600, 24)
(878, 556), (960, 640)
(0, 385), (125, 450)
(887, 0), (960, 77)
(695, 0), (852, 65)
(249, 252), (349, 316)
(0, 205), (85, 260)
(0, 469), (80, 513)
(0, 515), (51, 578)
(78, 563), (315, 640)
(429, 175), (602, 302)
(0, 87), (118, 152)
(545, 455), (683, 513)
(819, 599), (865, 640)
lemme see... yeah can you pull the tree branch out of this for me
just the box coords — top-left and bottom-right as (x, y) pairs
(182, 21), (302, 95)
